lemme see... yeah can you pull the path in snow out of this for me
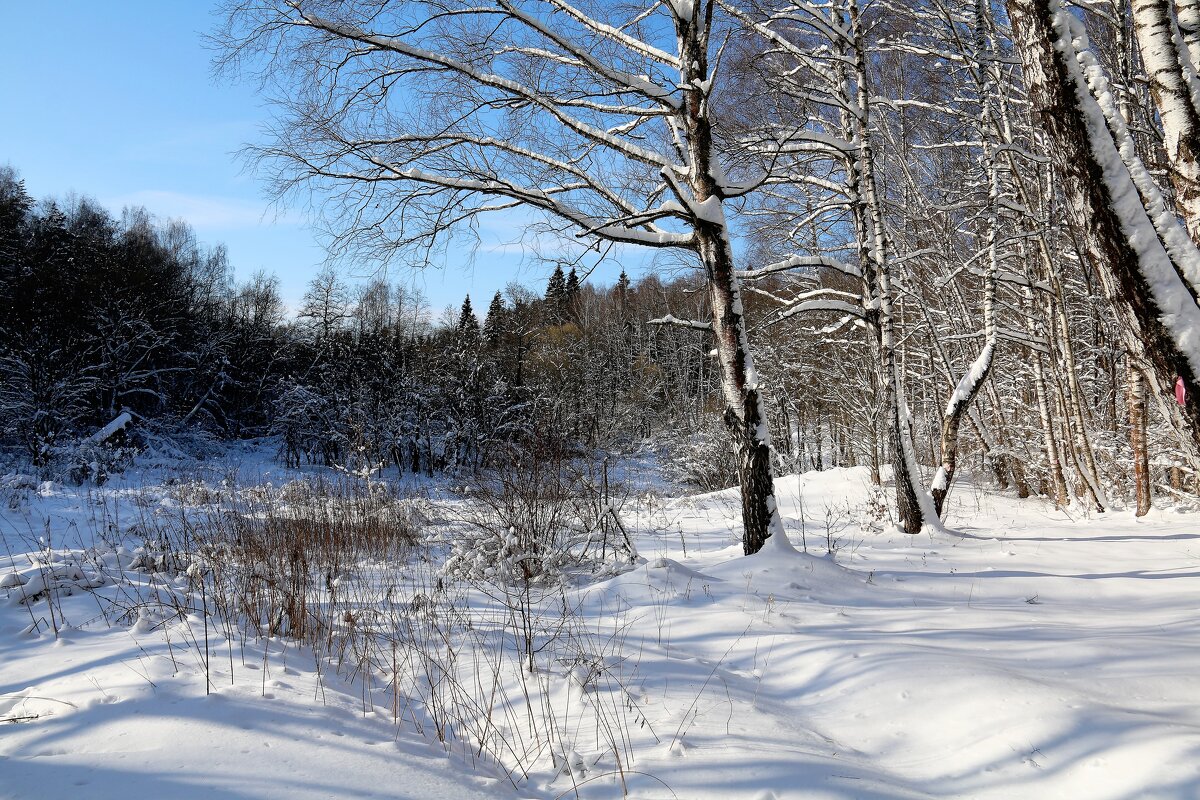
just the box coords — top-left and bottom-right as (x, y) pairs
(599, 469), (1200, 798)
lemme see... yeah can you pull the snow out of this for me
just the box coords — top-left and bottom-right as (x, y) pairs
(1051, 0), (1200, 379)
(0, 633), (501, 799)
(667, 0), (695, 22)
(943, 342), (995, 416)
(88, 411), (132, 444)
(689, 195), (726, 225)
(3, 452), (1200, 798)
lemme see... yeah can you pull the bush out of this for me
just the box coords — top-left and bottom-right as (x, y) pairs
(662, 417), (738, 491)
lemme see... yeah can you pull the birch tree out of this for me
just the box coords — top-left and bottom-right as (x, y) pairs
(719, 0), (946, 531)
(1128, 0), (1200, 244)
(216, 0), (796, 554)
(1006, 0), (1200, 452)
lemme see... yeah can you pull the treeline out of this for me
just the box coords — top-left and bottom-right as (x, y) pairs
(4, 155), (1195, 513)
(0, 167), (284, 467)
(0, 167), (731, 478)
(271, 263), (715, 476)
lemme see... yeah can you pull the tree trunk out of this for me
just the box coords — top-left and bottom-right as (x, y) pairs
(1033, 347), (1070, 506)
(847, 0), (936, 532)
(1177, 0), (1200, 71)
(1007, 0), (1200, 451)
(932, 0), (1001, 518)
(1130, 0), (1200, 245)
(1128, 360), (1153, 514)
(678, 5), (790, 555)
(1048, 271), (1109, 511)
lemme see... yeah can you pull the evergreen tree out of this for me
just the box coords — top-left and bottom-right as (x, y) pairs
(483, 291), (505, 347)
(458, 294), (479, 333)
(545, 265), (566, 306)
(0, 168), (32, 338)
(0, 167), (31, 266)
(615, 270), (630, 300)
(565, 267), (585, 322)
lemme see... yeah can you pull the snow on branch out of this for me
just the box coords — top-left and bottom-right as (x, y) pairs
(89, 412), (132, 445)
(738, 254), (860, 280)
(773, 299), (866, 322)
(647, 315), (713, 332)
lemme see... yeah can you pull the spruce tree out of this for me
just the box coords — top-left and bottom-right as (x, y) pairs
(458, 294), (479, 332)
(562, 268), (581, 322)
(615, 270), (630, 299)
(0, 167), (31, 265)
(0, 168), (32, 336)
(545, 265), (566, 305)
(483, 291), (505, 346)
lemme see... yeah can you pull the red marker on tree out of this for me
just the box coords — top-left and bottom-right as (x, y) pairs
(1176, 377), (1187, 406)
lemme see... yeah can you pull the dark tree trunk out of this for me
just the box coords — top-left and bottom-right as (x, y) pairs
(1007, 0), (1200, 450)
(678, 4), (788, 555)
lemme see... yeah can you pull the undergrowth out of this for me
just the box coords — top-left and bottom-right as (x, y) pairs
(9, 455), (654, 796)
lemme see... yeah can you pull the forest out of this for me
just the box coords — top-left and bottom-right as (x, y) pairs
(0, 171), (751, 484)
(6, 0), (1200, 546)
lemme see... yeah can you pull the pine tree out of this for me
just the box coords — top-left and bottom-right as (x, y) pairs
(545, 265), (566, 305)
(458, 294), (479, 333)
(565, 267), (580, 300)
(615, 270), (630, 299)
(483, 291), (505, 346)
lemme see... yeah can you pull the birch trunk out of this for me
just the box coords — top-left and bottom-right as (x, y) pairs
(1007, 0), (1200, 454)
(678, 4), (790, 555)
(1024, 283), (1071, 505)
(932, 0), (1001, 517)
(1177, 0), (1200, 70)
(1048, 267), (1109, 511)
(1131, 0), (1200, 244)
(847, 0), (937, 533)
(1128, 361), (1153, 514)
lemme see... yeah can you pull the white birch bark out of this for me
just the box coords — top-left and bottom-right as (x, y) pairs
(1007, 0), (1200, 451)
(1130, 0), (1200, 244)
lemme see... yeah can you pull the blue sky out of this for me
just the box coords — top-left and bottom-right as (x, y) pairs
(0, 1), (650, 314)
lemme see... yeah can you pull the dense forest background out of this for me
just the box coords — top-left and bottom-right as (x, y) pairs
(8, 0), (1200, 537)
(3, 149), (1194, 522)
(0, 166), (741, 485)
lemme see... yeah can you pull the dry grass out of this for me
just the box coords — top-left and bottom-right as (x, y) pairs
(111, 465), (650, 795)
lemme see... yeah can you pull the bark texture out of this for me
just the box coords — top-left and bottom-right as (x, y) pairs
(679, 3), (788, 555)
(1131, 0), (1200, 245)
(1008, 0), (1200, 451)
(1128, 362), (1153, 515)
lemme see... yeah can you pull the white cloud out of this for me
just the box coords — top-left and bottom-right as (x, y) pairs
(99, 190), (305, 231)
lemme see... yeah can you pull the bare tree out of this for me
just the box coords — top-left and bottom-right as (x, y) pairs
(1007, 0), (1200, 452)
(216, 0), (802, 554)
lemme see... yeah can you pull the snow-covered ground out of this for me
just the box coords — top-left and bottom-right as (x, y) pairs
(2, 454), (1199, 799)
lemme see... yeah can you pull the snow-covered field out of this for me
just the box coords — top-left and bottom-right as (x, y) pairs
(2, 453), (1199, 799)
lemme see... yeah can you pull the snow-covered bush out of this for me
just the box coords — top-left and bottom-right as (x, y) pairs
(444, 449), (637, 586)
(166, 479), (225, 507)
(0, 472), (37, 510)
(57, 439), (139, 486)
(662, 417), (738, 492)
